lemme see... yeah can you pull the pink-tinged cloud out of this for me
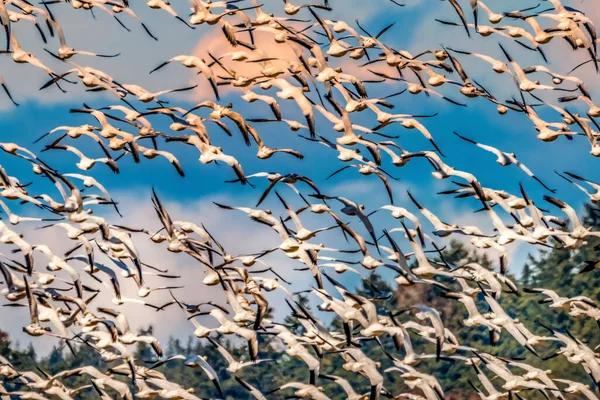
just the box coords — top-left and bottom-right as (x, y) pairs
(189, 29), (300, 100)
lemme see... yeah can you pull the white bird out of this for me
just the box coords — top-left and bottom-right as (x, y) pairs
(97, 307), (163, 357)
(556, 171), (600, 203)
(500, 44), (576, 93)
(207, 337), (273, 374)
(553, 379), (599, 400)
(313, 194), (379, 248)
(318, 374), (363, 400)
(62, 173), (119, 214)
(42, 144), (119, 173)
(259, 78), (316, 138)
(0, 222), (34, 274)
(6, 34), (56, 75)
(559, 95), (600, 118)
(166, 134), (247, 183)
(483, 294), (549, 354)
(0, 200), (58, 225)
(201, 308), (258, 361)
(272, 382), (331, 400)
(407, 191), (485, 237)
(544, 195), (600, 242)
(477, 193), (546, 246)
(468, 363), (509, 400)
(523, 287), (598, 312)
(148, 354), (222, 398)
(149, 54), (219, 100)
(271, 323), (321, 384)
(339, 348), (384, 400)
(121, 83), (198, 103)
(48, 19), (120, 60)
(145, 0), (194, 28)
(454, 132), (554, 192)
(234, 376), (268, 400)
(145, 378), (200, 400)
(447, 47), (510, 74)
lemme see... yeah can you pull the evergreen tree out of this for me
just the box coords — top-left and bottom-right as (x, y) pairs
(2, 206), (600, 399)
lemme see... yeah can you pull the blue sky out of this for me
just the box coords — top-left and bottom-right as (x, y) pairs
(1, 0), (600, 352)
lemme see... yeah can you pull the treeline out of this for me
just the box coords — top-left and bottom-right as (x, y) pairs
(1, 207), (599, 399)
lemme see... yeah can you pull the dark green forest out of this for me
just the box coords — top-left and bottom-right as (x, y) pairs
(1, 206), (599, 399)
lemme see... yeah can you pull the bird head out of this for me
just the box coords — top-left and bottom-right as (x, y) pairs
(434, 49), (448, 60)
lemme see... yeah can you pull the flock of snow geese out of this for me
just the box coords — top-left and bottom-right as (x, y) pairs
(1, 0), (600, 399)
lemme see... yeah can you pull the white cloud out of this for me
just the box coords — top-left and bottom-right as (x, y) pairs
(0, 188), (318, 355)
